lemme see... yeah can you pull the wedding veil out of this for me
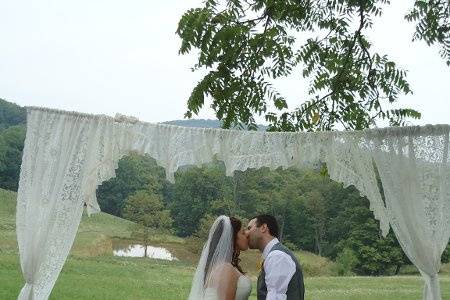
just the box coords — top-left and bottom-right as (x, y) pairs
(188, 215), (234, 300)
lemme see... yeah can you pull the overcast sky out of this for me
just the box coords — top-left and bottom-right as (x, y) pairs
(1, 0), (449, 126)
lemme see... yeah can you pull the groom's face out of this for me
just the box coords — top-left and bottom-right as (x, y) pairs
(246, 218), (262, 250)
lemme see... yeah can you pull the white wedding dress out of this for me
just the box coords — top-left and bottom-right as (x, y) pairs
(235, 275), (252, 300)
(204, 275), (252, 300)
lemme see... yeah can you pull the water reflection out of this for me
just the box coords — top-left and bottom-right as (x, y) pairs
(113, 244), (178, 261)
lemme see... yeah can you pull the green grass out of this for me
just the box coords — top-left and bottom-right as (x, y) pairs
(2, 253), (449, 300)
(1, 188), (450, 299)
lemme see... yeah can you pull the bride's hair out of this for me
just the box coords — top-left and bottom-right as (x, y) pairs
(203, 216), (244, 285)
(230, 217), (244, 275)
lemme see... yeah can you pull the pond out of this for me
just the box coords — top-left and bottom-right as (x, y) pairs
(113, 242), (178, 261)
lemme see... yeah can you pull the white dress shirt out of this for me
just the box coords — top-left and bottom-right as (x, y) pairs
(262, 238), (296, 300)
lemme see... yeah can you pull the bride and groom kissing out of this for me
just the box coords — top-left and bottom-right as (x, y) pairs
(188, 214), (305, 300)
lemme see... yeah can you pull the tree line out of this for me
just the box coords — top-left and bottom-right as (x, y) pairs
(96, 153), (450, 276)
(0, 99), (26, 191)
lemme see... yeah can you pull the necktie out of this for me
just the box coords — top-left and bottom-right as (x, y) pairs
(257, 258), (265, 272)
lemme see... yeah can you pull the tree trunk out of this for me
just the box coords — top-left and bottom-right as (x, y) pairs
(314, 228), (322, 256)
(279, 217), (285, 242)
(279, 199), (289, 242)
(144, 235), (149, 258)
(318, 225), (324, 257)
(233, 173), (239, 211)
(317, 239), (322, 256)
(394, 264), (401, 275)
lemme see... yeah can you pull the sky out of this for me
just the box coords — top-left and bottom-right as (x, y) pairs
(0, 0), (449, 126)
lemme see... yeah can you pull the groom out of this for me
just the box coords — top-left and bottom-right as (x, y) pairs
(246, 214), (305, 300)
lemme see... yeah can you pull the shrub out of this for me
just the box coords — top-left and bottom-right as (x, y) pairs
(334, 248), (358, 276)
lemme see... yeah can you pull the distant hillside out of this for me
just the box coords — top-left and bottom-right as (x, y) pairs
(163, 119), (222, 128)
(0, 99), (26, 130)
(163, 119), (267, 131)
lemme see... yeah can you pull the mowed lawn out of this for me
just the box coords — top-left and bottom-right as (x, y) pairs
(2, 253), (449, 300)
(1, 188), (449, 300)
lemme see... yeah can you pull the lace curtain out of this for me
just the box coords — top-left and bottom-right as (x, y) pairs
(369, 126), (450, 299)
(16, 107), (450, 300)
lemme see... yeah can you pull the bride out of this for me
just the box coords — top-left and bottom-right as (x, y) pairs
(188, 215), (252, 300)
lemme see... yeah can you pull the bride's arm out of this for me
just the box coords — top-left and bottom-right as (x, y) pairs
(213, 263), (239, 300)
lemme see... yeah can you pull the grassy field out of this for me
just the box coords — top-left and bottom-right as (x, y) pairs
(1, 188), (450, 299)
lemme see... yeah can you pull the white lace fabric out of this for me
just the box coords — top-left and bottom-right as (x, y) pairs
(16, 107), (450, 300)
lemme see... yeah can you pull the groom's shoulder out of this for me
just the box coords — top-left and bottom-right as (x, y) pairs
(268, 244), (294, 260)
(265, 248), (296, 270)
(272, 242), (290, 252)
(272, 243), (298, 261)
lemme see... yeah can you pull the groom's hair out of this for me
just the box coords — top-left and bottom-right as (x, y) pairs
(253, 214), (279, 239)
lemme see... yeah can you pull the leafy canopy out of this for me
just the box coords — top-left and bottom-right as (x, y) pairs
(177, 0), (448, 131)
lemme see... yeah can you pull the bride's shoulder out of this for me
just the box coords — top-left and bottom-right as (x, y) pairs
(211, 263), (240, 277)
(212, 262), (235, 272)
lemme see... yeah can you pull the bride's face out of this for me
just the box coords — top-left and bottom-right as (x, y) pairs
(235, 227), (249, 251)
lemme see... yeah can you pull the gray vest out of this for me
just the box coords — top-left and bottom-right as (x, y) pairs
(257, 243), (305, 300)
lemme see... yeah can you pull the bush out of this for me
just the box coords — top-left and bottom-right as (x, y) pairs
(185, 236), (204, 255)
(334, 248), (358, 276)
(283, 240), (299, 251)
